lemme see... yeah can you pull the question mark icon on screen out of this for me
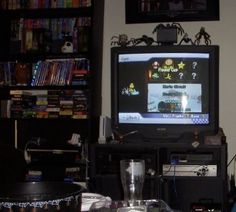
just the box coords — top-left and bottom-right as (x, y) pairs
(192, 62), (197, 69)
(179, 73), (183, 79)
(192, 73), (197, 79)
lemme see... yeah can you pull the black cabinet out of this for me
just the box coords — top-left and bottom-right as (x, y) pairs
(0, 0), (104, 182)
(88, 143), (228, 212)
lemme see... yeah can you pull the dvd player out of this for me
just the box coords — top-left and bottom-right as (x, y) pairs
(162, 164), (217, 177)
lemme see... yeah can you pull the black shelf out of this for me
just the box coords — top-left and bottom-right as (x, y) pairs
(88, 143), (228, 211)
(0, 85), (90, 90)
(0, 0), (104, 183)
(0, 7), (93, 19)
(0, 52), (90, 62)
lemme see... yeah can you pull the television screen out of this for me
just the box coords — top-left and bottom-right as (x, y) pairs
(111, 45), (219, 142)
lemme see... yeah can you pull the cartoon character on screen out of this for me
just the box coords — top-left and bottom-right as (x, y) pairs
(121, 82), (139, 96)
(163, 59), (174, 70)
(128, 83), (139, 95)
(148, 61), (160, 80)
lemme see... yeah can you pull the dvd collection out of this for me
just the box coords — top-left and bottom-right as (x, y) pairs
(0, 58), (90, 86)
(0, 0), (91, 9)
(9, 89), (88, 119)
(0, 58), (90, 119)
(10, 17), (91, 53)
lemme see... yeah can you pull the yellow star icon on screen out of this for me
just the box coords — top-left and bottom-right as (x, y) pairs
(178, 61), (185, 69)
(164, 73), (172, 80)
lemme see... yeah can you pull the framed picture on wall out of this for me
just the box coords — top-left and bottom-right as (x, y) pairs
(125, 0), (219, 23)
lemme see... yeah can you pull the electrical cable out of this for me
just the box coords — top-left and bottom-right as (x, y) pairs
(228, 153), (236, 167)
(24, 143), (31, 164)
(173, 164), (178, 198)
(24, 138), (41, 164)
(234, 159), (236, 180)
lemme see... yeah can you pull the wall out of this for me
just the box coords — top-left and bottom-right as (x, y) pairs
(102, 0), (236, 174)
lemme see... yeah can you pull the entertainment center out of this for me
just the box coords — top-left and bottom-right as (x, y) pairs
(88, 44), (228, 211)
(89, 142), (228, 211)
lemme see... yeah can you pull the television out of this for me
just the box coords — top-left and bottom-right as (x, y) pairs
(111, 45), (219, 142)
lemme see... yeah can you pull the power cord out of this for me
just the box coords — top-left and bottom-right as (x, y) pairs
(171, 159), (178, 198)
(228, 153), (236, 167)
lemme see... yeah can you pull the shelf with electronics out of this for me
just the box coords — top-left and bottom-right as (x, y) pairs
(0, 0), (104, 183)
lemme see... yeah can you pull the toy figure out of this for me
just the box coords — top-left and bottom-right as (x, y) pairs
(194, 27), (211, 45)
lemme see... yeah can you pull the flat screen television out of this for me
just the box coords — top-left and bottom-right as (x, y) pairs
(111, 45), (219, 142)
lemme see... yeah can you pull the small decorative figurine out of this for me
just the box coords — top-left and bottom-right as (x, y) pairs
(194, 27), (211, 45)
(61, 41), (73, 53)
(111, 34), (135, 47)
(15, 62), (31, 86)
(179, 33), (194, 45)
(134, 35), (156, 46)
(152, 22), (185, 45)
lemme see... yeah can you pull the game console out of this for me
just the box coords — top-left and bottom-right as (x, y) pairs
(98, 116), (112, 144)
(162, 164), (217, 177)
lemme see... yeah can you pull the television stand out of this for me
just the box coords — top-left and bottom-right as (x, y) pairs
(88, 142), (228, 211)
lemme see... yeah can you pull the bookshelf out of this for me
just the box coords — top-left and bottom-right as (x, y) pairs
(0, 0), (104, 183)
